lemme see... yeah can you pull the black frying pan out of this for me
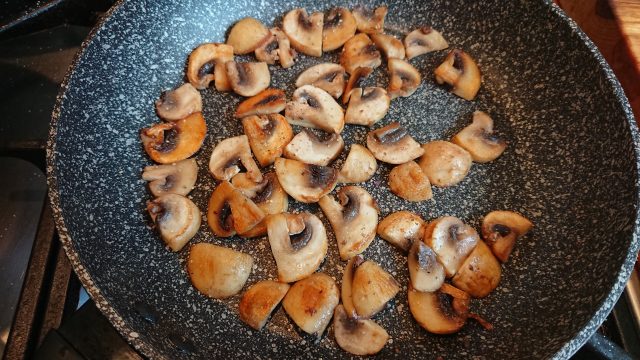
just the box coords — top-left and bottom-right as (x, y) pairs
(47, 0), (640, 358)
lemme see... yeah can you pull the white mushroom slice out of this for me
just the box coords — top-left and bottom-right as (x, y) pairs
(352, 5), (387, 34)
(388, 161), (433, 201)
(342, 66), (373, 104)
(274, 157), (338, 203)
(242, 114), (293, 167)
(284, 130), (344, 166)
(235, 88), (286, 118)
(377, 210), (425, 252)
(345, 87), (390, 126)
(318, 186), (378, 260)
(146, 194), (200, 252)
(322, 7), (357, 51)
(481, 210), (533, 262)
(208, 135), (262, 182)
(142, 158), (198, 197)
(232, 172), (289, 238)
(341, 255), (363, 317)
(255, 27), (298, 68)
(225, 61), (271, 97)
(340, 33), (381, 74)
(187, 243), (253, 299)
(285, 85), (345, 133)
(434, 49), (482, 100)
(407, 284), (469, 334)
(423, 216), (480, 277)
(351, 259), (400, 318)
(267, 212), (328, 283)
(239, 280), (290, 330)
(295, 63), (346, 99)
(366, 122), (424, 164)
(418, 140), (472, 187)
(333, 305), (389, 356)
(404, 27), (449, 59)
(408, 241), (445, 292)
(387, 58), (421, 99)
(186, 43), (234, 91)
(226, 17), (271, 55)
(451, 111), (507, 163)
(140, 112), (207, 164)
(451, 240), (501, 298)
(282, 272), (339, 336)
(282, 8), (324, 57)
(155, 83), (202, 121)
(337, 144), (377, 184)
(370, 33), (405, 59)
(206, 180), (236, 237)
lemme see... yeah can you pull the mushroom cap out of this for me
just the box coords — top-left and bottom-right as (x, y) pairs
(350, 260), (400, 318)
(376, 210), (425, 252)
(387, 58), (422, 99)
(370, 33), (405, 60)
(140, 112), (207, 164)
(274, 157), (338, 203)
(318, 186), (379, 260)
(388, 160), (433, 201)
(342, 66), (373, 104)
(434, 49), (482, 100)
(366, 122), (424, 164)
(408, 241), (445, 292)
(285, 85), (345, 133)
(284, 129), (344, 166)
(418, 140), (472, 187)
(187, 243), (253, 299)
(146, 193), (201, 252)
(345, 87), (390, 126)
(209, 135), (262, 182)
(186, 43), (234, 91)
(451, 240), (501, 298)
(239, 280), (290, 330)
(333, 305), (389, 356)
(206, 180), (236, 237)
(407, 284), (468, 334)
(226, 17), (271, 55)
(337, 144), (377, 184)
(340, 33), (382, 74)
(282, 272), (339, 336)
(225, 61), (271, 97)
(142, 158), (198, 197)
(232, 172), (289, 238)
(322, 7), (357, 52)
(235, 88), (286, 118)
(155, 83), (202, 121)
(423, 216), (480, 277)
(404, 26), (449, 60)
(295, 63), (346, 99)
(352, 5), (388, 34)
(282, 8), (324, 57)
(481, 210), (533, 262)
(242, 114), (293, 167)
(451, 111), (507, 163)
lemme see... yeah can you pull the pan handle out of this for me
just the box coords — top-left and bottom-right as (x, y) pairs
(584, 332), (632, 360)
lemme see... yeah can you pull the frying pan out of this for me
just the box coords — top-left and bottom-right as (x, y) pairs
(46, 0), (640, 358)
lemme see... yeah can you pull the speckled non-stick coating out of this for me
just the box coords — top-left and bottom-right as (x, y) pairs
(47, 0), (640, 358)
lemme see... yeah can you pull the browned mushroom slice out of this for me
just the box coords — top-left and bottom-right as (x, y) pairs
(370, 33), (405, 59)
(155, 83), (202, 121)
(434, 49), (482, 100)
(146, 194), (200, 252)
(242, 114), (293, 168)
(342, 66), (373, 104)
(408, 241), (445, 292)
(140, 112), (207, 164)
(318, 186), (378, 260)
(407, 284), (469, 334)
(388, 58), (421, 99)
(338, 144), (377, 184)
(232, 172), (288, 238)
(255, 27), (298, 68)
(282, 272), (339, 336)
(239, 280), (290, 330)
(284, 130), (344, 166)
(351, 259), (400, 318)
(188, 243), (253, 299)
(226, 61), (271, 97)
(226, 17), (271, 55)
(295, 63), (346, 99)
(282, 8), (324, 57)
(418, 140), (472, 187)
(481, 210), (533, 262)
(228, 184), (265, 235)
(423, 216), (479, 277)
(345, 87), (390, 126)
(208, 135), (262, 182)
(333, 305), (388, 356)
(285, 85), (344, 133)
(207, 180), (236, 237)
(322, 7), (357, 52)
(340, 33), (381, 74)
(404, 27), (449, 60)
(341, 255), (363, 317)
(366, 122), (424, 164)
(274, 157), (337, 203)
(452, 111), (507, 163)
(186, 43), (234, 91)
(235, 88), (286, 118)
(388, 161), (433, 201)
(142, 158), (198, 197)
(352, 5), (387, 34)
(377, 210), (425, 252)
(451, 240), (501, 298)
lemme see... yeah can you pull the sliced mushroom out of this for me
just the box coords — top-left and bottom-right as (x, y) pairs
(387, 58), (421, 99)
(408, 241), (445, 292)
(434, 49), (482, 100)
(350, 259), (400, 318)
(322, 7), (357, 52)
(187, 243), (253, 299)
(284, 129), (344, 166)
(451, 240), (501, 298)
(423, 216), (480, 277)
(235, 88), (286, 118)
(377, 210), (425, 252)
(418, 140), (472, 187)
(388, 161), (433, 201)
(186, 43), (234, 91)
(282, 8), (324, 57)
(285, 85), (344, 134)
(225, 61), (271, 97)
(318, 186), (378, 260)
(342, 66), (373, 104)
(146, 194), (200, 252)
(345, 87), (390, 126)
(155, 83), (202, 121)
(226, 17), (271, 55)
(267, 212), (328, 283)
(407, 284), (469, 334)
(366, 122), (424, 164)
(352, 5), (387, 34)
(337, 144), (377, 183)
(206, 180), (236, 237)
(341, 255), (364, 317)
(295, 63), (346, 99)
(142, 158), (197, 197)
(404, 27), (449, 60)
(255, 27), (298, 68)
(239, 280), (290, 330)
(209, 135), (262, 182)
(340, 33), (381, 74)
(274, 157), (338, 203)
(140, 112), (207, 164)
(227, 183), (266, 235)
(451, 111), (507, 163)
(370, 33), (405, 60)
(242, 114), (293, 167)
(333, 305), (389, 356)
(481, 210), (533, 262)
(282, 272), (339, 336)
